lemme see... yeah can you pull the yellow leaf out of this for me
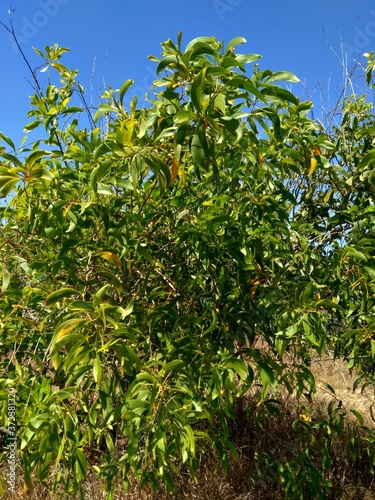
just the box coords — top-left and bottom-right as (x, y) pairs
(324, 189), (333, 203)
(56, 318), (86, 340)
(248, 279), (260, 300)
(116, 118), (135, 146)
(170, 157), (178, 184)
(95, 251), (123, 269)
(308, 157), (318, 175)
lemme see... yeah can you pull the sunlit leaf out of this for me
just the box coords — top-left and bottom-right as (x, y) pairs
(190, 68), (206, 112)
(55, 319), (86, 340)
(224, 36), (247, 54)
(75, 449), (87, 482)
(0, 263), (10, 292)
(308, 157), (318, 175)
(95, 251), (123, 269)
(117, 300), (134, 319)
(119, 79), (134, 106)
(170, 157), (179, 184)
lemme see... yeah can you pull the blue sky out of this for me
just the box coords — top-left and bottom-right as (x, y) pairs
(0, 0), (374, 147)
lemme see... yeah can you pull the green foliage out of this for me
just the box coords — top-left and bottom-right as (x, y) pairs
(0, 33), (375, 498)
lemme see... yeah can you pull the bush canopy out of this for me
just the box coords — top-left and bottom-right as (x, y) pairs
(0, 34), (375, 498)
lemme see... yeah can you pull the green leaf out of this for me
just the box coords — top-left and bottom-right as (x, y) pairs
(358, 150), (375, 170)
(258, 361), (277, 400)
(261, 85), (299, 104)
(160, 359), (184, 373)
(127, 399), (149, 415)
(205, 66), (231, 78)
(213, 93), (226, 114)
(224, 36), (247, 54)
(144, 153), (171, 188)
(315, 299), (344, 311)
(75, 449), (87, 482)
(190, 132), (206, 175)
(0, 132), (16, 151)
(105, 433), (115, 453)
(28, 167), (55, 182)
(344, 246), (368, 262)
(227, 75), (267, 103)
(156, 55), (187, 76)
(301, 281), (314, 304)
(21, 413), (50, 449)
(54, 333), (85, 349)
(89, 159), (111, 192)
(0, 263), (10, 292)
(55, 318), (86, 341)
(0, 152), (23, 168)
(263, 71), (300, 83)
(94, 284), (111, 303)
(190, 68), (206, 112)
(184, 424), (196, 457)
(62, 106), (83, 114)
(45, 288), (78, 306)
(276, 322), (299, 338)
(134, 372), (157, 384)
(49, 387), (75, 402)
(93, 356), (103, 384)
(187, 42), (217, 59)
(0, 177), (20, 197)
(122, 346), (142, 368)
(96, 183), (114, 195)
(323, 382), (335, 395)
(226, 358), (248, 381)
(236, 53), (262, 65)
(302, 316), (320, 347)
(25, 150), (48, 168)
(185, 36), (216, 52)
(93, 104), (119, 122)
(350, 409), (364, 425)
(119, 79), (134, 106)
(23, 120), (42, 131)
(117, 300), (134, 319)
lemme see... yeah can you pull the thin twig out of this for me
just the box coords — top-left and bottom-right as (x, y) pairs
(0, 12), (65, 159)
(0, 13), (42, 96)
(137, 179), (157, 215)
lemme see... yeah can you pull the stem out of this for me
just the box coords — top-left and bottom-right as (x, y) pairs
(0, 12), (66, 159)
(0, 14), (42, 96)
(137, 180), (157, 215)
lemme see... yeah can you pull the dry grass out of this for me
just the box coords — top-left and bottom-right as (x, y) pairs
(1, 355), (375, 500)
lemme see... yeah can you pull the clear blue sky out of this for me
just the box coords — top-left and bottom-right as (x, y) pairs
(0, 0), (374, 147)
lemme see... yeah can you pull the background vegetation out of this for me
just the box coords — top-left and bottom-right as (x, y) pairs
(0, 34), (375, 499)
